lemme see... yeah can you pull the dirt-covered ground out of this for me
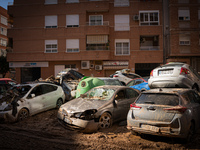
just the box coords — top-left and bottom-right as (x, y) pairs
(0, 109), (200, 150)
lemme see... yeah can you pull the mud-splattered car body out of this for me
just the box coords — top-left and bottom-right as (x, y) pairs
(57, 85), (140, 133)
(127, 88), (200, 141)
(0, 82), (65, 122)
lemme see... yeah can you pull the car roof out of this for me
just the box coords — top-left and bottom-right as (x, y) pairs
(142, 88), (193, 95)
(94, 85), (137, 90)
(0, 78), (14, 81)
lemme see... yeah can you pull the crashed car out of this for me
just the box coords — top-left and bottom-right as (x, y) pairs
(126, 77), (150, 92)
(111, 69), (141, 84)
(57, 85), (140, 133)
(0, 82), (65, 122)
(127, 88), (200, 141)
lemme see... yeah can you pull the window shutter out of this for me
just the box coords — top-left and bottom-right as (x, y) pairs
(45, 0), (58, 4)
(45, 15), (57, 27)
(115, 15), (129, 31)
(66, 39), (79, 49)
(66, 15), (79, 26)
(87, 35), (108, 44)
(1, 16), (7, 25)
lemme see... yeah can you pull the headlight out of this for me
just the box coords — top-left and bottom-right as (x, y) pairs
(74, 109), (97, 120)
(4, 104), (12, 111)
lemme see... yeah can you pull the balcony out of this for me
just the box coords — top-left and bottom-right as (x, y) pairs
(140, 46), (160, 50)
(85, 21), (109, 34)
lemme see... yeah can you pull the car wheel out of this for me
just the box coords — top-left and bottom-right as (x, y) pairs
(192, 84), (199, 91)
(186, 122), (195, 143)
(98, 112), (112, 129)
(17, 108), (29, 121)
(56, 98), (63, 108)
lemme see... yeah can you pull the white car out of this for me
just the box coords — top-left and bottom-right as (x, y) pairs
(0, 82), (65, 122)
(111, 69), (141, 85)
(148, 62), (200, 91)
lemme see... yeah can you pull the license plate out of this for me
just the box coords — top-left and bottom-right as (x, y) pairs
(158, 70), (173, 75)
(141, 124), (159, 132)
(64, 117), (72, 124)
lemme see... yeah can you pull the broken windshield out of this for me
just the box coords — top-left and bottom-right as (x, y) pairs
(85, 88), (115, 101)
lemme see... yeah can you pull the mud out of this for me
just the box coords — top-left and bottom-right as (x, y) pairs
(0, 109), (200, 150)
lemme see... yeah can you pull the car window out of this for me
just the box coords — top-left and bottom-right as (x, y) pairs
(189, 66), (200, 79)
(42, 84), (58, 94)
(103, 79), (122, 86)
(0, 85), (6, 94)
(29, 85), (43, 97)
(136, 93), (179, 106)
(115, 90), (125, 101)
(193, 91), (200, 104)
(126, 88), (139, 99)
(8, 81), (17, 86)
(0, 81), (6, 84)
(125, 74), (139, 79)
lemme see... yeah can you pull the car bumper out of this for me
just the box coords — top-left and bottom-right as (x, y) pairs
(148, 77), (193, 89)
(57, 111), (99, 133)
(0, 111), (17, 122)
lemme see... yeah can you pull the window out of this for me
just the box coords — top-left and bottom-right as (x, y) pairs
(0, 38), (7, 47)
(114, 0), (129, 7)
(45, 0), (57, 4)
(66, 39), (79, 52)
(115, 39), (130, 55)
(126, 89), (139, 98)
(139, 11), (159, 26)
(1, 27), (7, 36)
(86, 35), (109, 50)
(66, 0), (79, 3)
(0, 49), (6, 57)
(178, 9), (190, 21)
(45, 40), (57, 53)
(140, 35), (159, 50)
(115, 15), (130, 31)
(45, 15), (57, 28)
(179, 33), (190, 45)
(66, 15), (79, 27)
(1, 15), (7, 26)
(89, 15), (103, 26)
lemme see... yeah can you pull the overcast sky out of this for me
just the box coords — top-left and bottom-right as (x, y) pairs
(0, 0), (14, 10)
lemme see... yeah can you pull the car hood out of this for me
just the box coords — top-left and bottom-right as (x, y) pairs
(60, 97), (108, 113)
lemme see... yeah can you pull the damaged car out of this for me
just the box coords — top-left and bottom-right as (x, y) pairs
(127, 88), (200, 142)
(57, 85), (140, 133)
(0, 82), (65, 122)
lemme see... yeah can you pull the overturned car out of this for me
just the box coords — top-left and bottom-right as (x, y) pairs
(0, 82), (65, 122)
(57, 85), (140, 133)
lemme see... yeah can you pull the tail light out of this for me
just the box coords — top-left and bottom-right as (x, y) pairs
(130, 102), (142, 110)
(113, 75), (118, 78)
(180, 67), (189, 75)
(163, 105), (187, 113)
(150, 70), (153, 76)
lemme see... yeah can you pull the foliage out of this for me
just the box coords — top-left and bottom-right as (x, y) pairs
(0, 56), (9, 78)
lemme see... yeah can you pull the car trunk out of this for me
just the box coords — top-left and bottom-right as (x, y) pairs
(133, 93), (180, 122)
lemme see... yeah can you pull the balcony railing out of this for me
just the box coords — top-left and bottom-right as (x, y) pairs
(86, 21), (109, 26)
(140, 46), (160, 50)
(86, 45), (109, 50)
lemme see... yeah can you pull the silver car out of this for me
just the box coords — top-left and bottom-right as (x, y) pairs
(148, 62), (200, 91)
(57, 85), (140, 133)
(0, 82), (65, 122)
(127, 88), (200, 141)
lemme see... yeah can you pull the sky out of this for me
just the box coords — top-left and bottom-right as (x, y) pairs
(0, 0), (14, 10)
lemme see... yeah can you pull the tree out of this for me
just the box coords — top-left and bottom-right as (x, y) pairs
(0, 56), (9, 78)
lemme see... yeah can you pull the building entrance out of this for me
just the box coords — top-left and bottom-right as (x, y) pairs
(21, 67), (41, 83)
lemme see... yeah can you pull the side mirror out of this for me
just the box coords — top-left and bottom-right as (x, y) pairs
(31, 93), (36, 98)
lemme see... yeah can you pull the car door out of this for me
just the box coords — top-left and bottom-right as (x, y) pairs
(41, 84), (58, 109)
(26, 85), (46, 115)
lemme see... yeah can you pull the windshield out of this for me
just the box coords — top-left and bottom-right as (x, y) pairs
(85, 88), (115, 101)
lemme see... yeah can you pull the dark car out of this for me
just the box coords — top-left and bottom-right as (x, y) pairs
(57, 85), (140, 133)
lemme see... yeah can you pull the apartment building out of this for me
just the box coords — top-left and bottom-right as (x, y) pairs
(164, 0), (200, 71)
(7, 0), (163, 83)
(0, 6), (8, 57)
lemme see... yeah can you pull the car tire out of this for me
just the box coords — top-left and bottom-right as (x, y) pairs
(186, 122), (195, 143)
(17, 108), (29, 121)
(98, 112), (112, 129)
(56, 98), (63, 108)
(192, 84), (199, 92)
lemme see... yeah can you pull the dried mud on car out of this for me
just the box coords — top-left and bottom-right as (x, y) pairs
(0, 109), (200, 150)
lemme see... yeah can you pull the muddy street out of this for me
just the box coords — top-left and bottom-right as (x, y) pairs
(0, 109), (200, 150)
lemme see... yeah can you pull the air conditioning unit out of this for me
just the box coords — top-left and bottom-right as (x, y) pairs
(133, 15), (139, 21)
(81, 61), (90, 69)
(95, 65), (102, 70)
